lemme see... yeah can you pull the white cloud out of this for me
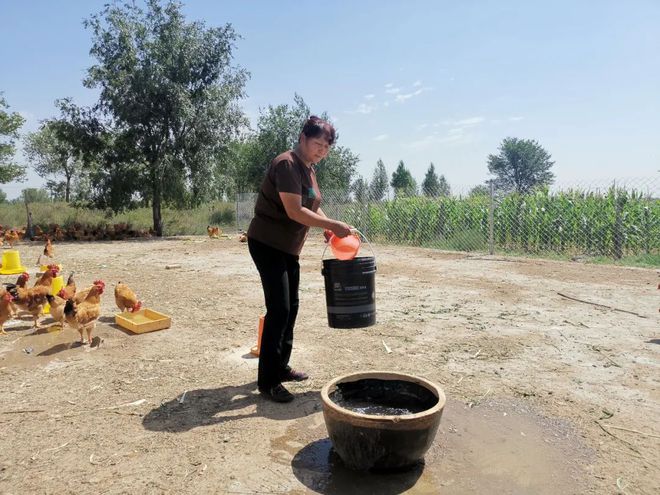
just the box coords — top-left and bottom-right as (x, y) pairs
(395, 87), (427, 103)
(509, 116), (524, 121)
(364, 94), (375, 100)
(355, 103), (376, 114)
(373, 134), (388, 141)
(385, 87), (401, 94)
(384, 83), (394, 88)
(412, 80), (422, 87)
(454, 116), (485, 126)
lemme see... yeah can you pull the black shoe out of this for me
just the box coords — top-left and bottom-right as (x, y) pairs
(259, 383), (294, 403)
(281, 368), (309, 382)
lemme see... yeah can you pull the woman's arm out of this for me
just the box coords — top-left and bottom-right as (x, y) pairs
(279, 192), (351, 237)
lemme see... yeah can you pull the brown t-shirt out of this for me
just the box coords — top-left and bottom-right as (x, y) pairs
(247, 150), (322, 255)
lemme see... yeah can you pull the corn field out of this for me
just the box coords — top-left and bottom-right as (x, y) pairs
(237, 176), (660, 262)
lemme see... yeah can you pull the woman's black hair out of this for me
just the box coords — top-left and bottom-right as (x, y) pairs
(301, 115), (336, 145)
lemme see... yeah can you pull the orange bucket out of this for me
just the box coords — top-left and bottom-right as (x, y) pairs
(250, 315), (265, 356)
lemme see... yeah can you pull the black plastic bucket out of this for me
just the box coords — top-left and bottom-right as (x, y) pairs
(322, 256), (376, 329)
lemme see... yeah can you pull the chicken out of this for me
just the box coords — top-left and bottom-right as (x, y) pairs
(207, 225), (221, 238)
(4, 229), (19, 248)
(64, 280), (105, 344)
(5, 272), (30, 316)
(58, 272), (76, 300)
(114, 282), (142, 313)
(12, 285), (50, 328)
(37, 237), (54, 265)
(45, 294), (67, 329)
(71, 280), (105, 304)
(33, 264), (60, 289)
(0, 289), (15, 335)
(238, 231), (247, 243)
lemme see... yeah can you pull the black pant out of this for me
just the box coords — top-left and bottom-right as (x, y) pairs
(248, 237), (300, 390)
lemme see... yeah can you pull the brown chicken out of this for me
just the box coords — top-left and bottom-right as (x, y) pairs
(64, 280), (105, 344)
(8, 272), (30, 315)
(58, 272), (76, 300)
(207, 225), (221, 238)
(0, 289), (14, 335)
(12, 284), (50, 328)
(114, 282), (142, 313)
(37, 238), (54, 265)
(4, 229), (19, 248)
(33, 264), (59, 288)
(45, 294), (67, 329)
(71, 280), (105, 304)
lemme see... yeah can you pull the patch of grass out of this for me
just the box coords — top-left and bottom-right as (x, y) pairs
(587, 253), (660, 268)
(0, 200), (237, 236)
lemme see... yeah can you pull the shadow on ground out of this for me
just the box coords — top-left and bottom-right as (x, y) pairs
(142, 381), (320, 432)
(291, 438), (423, 495)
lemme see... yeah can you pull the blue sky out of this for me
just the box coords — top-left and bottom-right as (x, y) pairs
(1, 0), (659, 198)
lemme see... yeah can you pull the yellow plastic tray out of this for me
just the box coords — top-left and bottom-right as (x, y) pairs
(115, 308), (171, 334)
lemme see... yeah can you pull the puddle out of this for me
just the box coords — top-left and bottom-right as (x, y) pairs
(271, 398), (592, 494)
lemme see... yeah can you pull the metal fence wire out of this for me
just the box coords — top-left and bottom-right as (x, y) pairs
(236, 176), (660, 260)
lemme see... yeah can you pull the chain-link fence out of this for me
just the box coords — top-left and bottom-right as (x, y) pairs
(236, 176), (660, 261)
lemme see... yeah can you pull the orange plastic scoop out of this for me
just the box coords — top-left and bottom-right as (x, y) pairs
(329, 232), (361, 260)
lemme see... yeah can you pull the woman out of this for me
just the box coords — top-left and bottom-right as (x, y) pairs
(247, 116), (352, 403)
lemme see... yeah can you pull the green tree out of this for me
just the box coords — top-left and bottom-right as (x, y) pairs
(83, 0), (249, 235)
(437, 174), (450, 197)
(0, 189), (7, 203)
(421, 162), (440, 197)
(369, 159), (388, 201)
(0, 94), (26, 184)
(351, 175), (368, 203)
(16, 188), (51, 204)
(315, 144), (358, 195)
(487, 137), (555, 194)
(241, 94), (357, 193)
(469, 184), (489, 197)
(23, 99), (101, 203)
(390, 160), (417, 197)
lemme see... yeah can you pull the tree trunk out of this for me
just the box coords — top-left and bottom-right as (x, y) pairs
(65, 176), (71, 203)
(152, 168), (163, 237)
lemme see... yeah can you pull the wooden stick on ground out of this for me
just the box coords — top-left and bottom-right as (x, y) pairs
(557, 292), (648, 319)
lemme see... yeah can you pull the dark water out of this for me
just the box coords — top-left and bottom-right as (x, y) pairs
(329, 379), (438, 416)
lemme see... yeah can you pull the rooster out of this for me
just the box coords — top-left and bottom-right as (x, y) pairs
(114, 282), (142, 313)
(71, 280), (105, 304)
(64, 280), (105, 345)
(58, 272), (76, 300)
(207, 225), (221, 238)
(33, 264), (59, 289)
(0, 289), (14, 335)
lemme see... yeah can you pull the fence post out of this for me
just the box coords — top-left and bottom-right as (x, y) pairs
(488, 181), (495, 255)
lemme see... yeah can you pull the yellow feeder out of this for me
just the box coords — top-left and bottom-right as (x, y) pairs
(0, 250), (27, 275)
(43, 275), (64, 314)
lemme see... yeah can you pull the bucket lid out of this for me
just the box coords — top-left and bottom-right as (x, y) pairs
(329, 233), (361, 260)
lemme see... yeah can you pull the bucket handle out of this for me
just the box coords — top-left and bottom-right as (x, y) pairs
(321, 227), (375, 260)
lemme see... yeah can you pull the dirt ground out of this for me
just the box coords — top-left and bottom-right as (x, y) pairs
(0, 236), (658, 495)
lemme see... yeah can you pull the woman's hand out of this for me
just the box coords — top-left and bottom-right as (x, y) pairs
(329, 221), (353, 238)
